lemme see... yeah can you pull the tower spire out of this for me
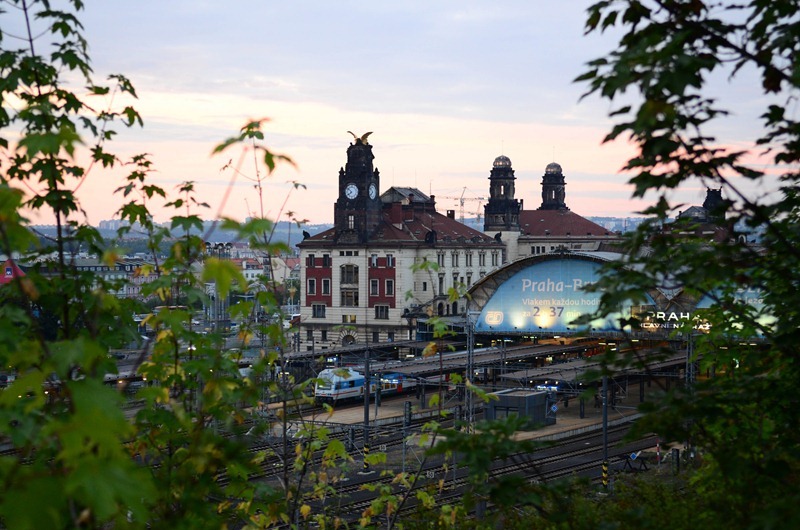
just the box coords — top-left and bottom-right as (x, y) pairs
(483, 155), (521, 232)
(539, 162), (568, 211)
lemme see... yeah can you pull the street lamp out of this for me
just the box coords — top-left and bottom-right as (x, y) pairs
(205, 241), (232, 332)
(288, 285), (297, 313)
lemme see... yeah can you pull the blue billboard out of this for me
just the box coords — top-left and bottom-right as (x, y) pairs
(474, 258), (625, 334)
(694, 287), (773, 334)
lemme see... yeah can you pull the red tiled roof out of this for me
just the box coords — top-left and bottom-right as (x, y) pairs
(519, 209), (610, 237)
(375, 209), (494, 244)
(302, 205), (497, 247)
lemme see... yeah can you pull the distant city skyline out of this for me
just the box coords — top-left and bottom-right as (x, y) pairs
(6, 2), (772, 227)
(32, 215), (648, 250)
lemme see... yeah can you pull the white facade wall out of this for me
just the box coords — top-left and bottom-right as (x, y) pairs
(299, 241), (502, 350)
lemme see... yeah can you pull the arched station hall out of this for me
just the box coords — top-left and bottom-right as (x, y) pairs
(469, 252), (626, 336)
(464, 252), (720, 416)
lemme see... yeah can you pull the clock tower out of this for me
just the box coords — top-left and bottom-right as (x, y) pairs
(334, 132), (382, 243)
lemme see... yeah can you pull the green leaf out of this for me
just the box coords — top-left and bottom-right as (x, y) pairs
(0, 475), (68, 530)
(61, 379), (132, 459)
(202, 257), (247, 298)
(68, 460), (155, 521)
(323, 438), (348, 461)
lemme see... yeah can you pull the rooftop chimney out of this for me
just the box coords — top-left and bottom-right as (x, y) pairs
(390, 202), (403, 227)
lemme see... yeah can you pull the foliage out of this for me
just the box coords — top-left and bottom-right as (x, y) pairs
(0, 2), (154, 527)
(426, 415), (546, 516)
(10, 0), (799, 528)
(0, 1), (316, 528)
(518, 473), (718, 530)
(577, 1), (800, 528)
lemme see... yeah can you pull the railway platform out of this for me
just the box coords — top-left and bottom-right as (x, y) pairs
(298, 380), (654, 443)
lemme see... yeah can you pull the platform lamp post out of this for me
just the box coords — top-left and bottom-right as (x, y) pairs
(291, 282), (300, 313)
(362, 294), (372, 474)
(205, 242), (232, 332)
(247, 281), (267, 349)
(685, 333), (698, 463)
(288, 285), (298, 352)
(469, 309), (486, 519)
(501, 337), (507, 380)
(602, 373), (609, 490)
(465, 310), (477, 431)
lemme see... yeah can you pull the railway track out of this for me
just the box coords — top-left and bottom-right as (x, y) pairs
(306, 423), (650, 525)
(239, 411), (458, 485)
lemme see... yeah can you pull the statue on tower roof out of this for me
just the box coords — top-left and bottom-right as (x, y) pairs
(347, 131), (373, 145)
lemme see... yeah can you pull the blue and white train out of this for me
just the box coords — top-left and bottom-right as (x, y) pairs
(314, 368), (416, 404)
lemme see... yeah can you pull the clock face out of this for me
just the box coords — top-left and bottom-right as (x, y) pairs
(368, 183), (377, 200)
(345, 183), (358, 199)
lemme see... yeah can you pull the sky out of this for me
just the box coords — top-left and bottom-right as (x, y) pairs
(5, 1), (775, 226)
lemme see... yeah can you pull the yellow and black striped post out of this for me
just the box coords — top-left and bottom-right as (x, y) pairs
(363, 444), (370, 472)
(602, 460), (609, 489)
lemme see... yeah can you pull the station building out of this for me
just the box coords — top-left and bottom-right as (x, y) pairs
(297, 135), (502, 351)
(297, 137), (629, 352)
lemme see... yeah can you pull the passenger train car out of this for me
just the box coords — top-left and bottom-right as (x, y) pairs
(314, 368), (416, 403)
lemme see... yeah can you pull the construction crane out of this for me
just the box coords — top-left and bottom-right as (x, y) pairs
(437, 187), (486, 223)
